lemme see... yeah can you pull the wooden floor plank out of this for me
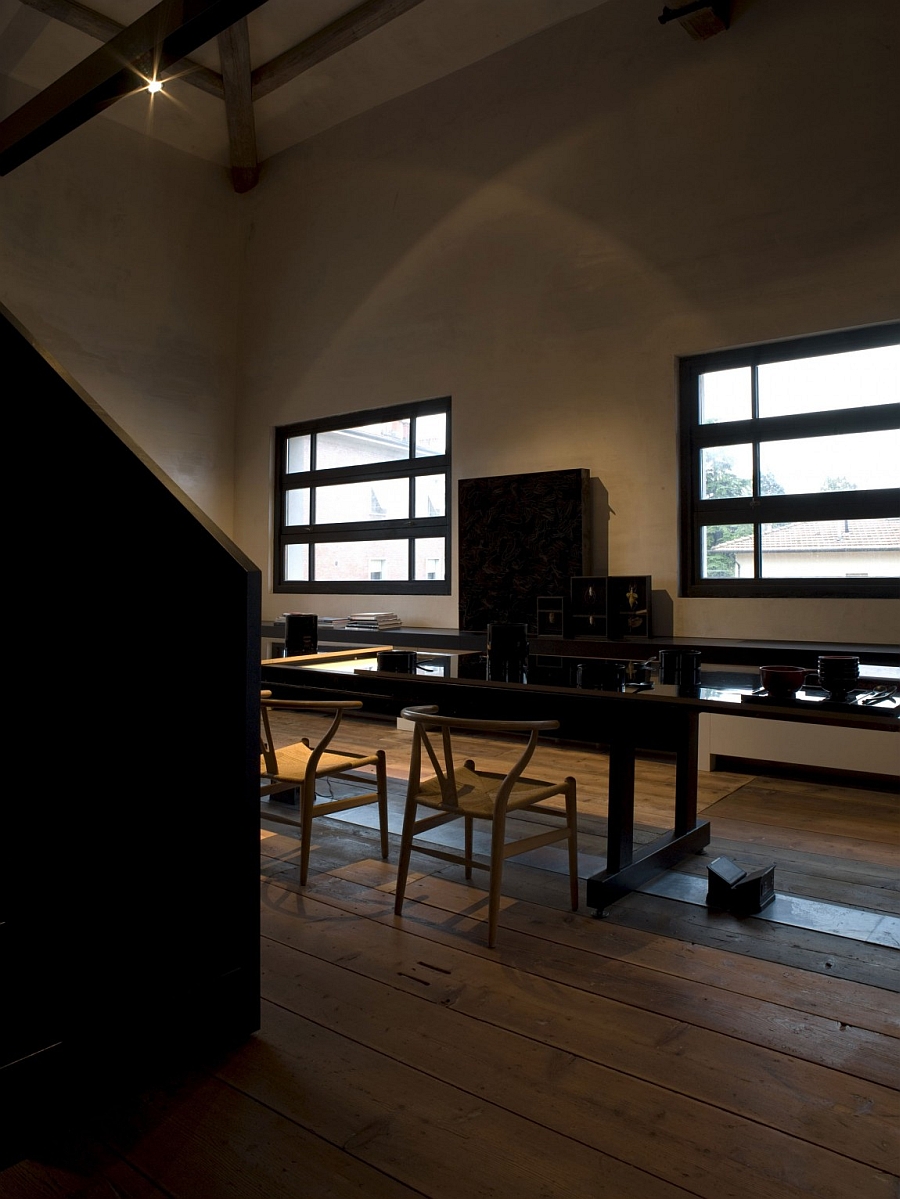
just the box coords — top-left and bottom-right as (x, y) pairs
(701, 815), (898, 867)
(104, 1073), (424, 1199)
(7, 716), (897, 1199)
(0, 1155), (170, 1198)
(602, 890), (900, 991)
(247, 942), (893, 1199)
(304, 860), (900, 1082)
(224, 990), (694, 1199)
(259, 883), (900, 1174)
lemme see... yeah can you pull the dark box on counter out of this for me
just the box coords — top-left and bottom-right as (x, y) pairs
(607, 576), (652, 639)
(569, 576), (607, 638)
(536, 596), (568, 638)
(283, 612), (318, 656)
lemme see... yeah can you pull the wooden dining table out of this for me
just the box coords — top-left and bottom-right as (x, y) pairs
(260, 649), (900, 911)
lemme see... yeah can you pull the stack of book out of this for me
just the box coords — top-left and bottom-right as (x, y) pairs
(318, 616), (350, 629)
(345, 611), (403, 630)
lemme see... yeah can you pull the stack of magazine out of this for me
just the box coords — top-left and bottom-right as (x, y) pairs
(345, 611), (403, 630)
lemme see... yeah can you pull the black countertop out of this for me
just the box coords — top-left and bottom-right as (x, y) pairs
(261, 621), (899, 667)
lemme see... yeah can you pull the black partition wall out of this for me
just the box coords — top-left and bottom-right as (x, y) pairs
(1, 304), (261, 1166)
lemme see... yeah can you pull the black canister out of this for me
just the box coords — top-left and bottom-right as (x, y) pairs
(283, 612), (318, 656)
(486, 622), (529, 683)
(376, 650), (418, 673)
(659, 649), (702, 686)
(576, 660), (629, 692)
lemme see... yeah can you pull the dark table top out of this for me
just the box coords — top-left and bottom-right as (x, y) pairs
(262, 651), (900, 730)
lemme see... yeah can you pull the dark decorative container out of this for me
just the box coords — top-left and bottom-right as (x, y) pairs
(576, 660), (629, 692)
(606, 576), (652, 639)
(458, 468), (591, 632)
(487, 622), (529, 683)
(376, 650), (418, 673)
(659, 649), (702, 686)
(536, 596), (567, 638)
(283, 612), (318, 656)
(569, 576), (607, 638)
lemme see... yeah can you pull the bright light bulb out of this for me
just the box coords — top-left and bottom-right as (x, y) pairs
(147, 80), (163, 94)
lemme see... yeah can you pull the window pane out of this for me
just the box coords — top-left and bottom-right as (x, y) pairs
(284, 544), (309, 582)
(758, 344), (900, 417)
(314, 540), (409, 581)
(759, 429), (900, 495)
(415, 537), (445, 580)
(315, 477), (409, 524)
(700, 445), (753, 499)
(699, 367), (751, 424)
(285, 435), (311, 474)
(415, 412), (447, 456)
(761, 518), (900, 577)
(316, 421), (410, 469)
(415, 474), (446, 518)
(701, 525), (754, 578)
(285, 488), (310, 526)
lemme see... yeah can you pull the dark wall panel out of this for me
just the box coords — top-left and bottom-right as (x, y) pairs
(1, 303), (261, 1165)
(458, 468), (591, 632)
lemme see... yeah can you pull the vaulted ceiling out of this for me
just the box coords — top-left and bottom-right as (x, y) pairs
(0, 0), (624, 191)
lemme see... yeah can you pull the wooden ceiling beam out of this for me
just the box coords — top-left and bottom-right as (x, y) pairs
(17, 0), (225, 97)
(251, 0), (426, 102)
(0, 0), (269, 175)
(218, 16), (258, 192)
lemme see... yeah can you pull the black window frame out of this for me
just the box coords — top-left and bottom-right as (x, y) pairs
(274, 396), (452, 596)
(678, 322), (900, 599)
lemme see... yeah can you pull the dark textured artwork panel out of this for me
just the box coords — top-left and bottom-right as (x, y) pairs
(458, 468), (590, 631)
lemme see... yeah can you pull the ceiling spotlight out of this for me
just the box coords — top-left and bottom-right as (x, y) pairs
(146, 79), (163, 94)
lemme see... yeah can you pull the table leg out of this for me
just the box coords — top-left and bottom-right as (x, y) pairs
(586, 713), (710, 913)
(606, 738), (636, 873)
(674, 710), (699, 835)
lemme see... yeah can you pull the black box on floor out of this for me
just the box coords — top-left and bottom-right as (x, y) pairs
(729, 865), (776, 916)
(706, 856), (746, 908)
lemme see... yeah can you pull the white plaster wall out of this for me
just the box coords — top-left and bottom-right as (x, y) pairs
(0, 77), (244, 534)
(236, 0), (899, 641)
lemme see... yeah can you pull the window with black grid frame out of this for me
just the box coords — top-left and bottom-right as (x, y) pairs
(274, 397), (451, 595)
(678, 322), (899, 599)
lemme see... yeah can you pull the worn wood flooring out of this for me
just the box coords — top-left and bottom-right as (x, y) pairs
(5, 713), (899, 1199)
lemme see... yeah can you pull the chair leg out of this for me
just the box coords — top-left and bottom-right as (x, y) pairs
(565, 777), (579, 911)
(464, 815), (473, 878)
(299, 781), (316, 887)
(394, 791), (418, 917)
(487, 809), (508, 948)
(376, 749), (389, 861)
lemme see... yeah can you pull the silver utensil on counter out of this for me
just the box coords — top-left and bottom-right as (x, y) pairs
(859, 687), (896, 706)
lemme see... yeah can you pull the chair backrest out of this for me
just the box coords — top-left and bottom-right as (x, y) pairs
(399, 705), (560, 810)
(260, 696), (363, 775)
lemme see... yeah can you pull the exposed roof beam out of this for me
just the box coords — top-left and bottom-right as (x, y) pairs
(17, 0), (225, 97)
(251, 0), (426, 102)
(218, 16), (258, 192)
(0, 0), (270, 176)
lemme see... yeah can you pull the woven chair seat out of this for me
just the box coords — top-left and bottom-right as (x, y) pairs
(261, 740), (378, 781)
(416, 764), (566, 818)
(259, 695), (388, 885)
